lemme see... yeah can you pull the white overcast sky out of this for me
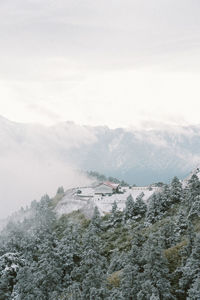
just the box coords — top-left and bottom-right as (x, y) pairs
(1, 0), (200, 128)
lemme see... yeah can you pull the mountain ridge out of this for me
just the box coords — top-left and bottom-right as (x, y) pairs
(1, 116), (200, 186)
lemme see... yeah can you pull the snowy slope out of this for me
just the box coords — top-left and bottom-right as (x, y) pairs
(55, 185), (159, 216)
(182, 165), (200, 187)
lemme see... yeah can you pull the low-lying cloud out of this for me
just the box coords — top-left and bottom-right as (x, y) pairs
(0, 118), (95, 218)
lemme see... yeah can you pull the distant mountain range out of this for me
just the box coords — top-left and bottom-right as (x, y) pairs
(1, 115), (200, 216)
(1, 116), (200, 185)
(69, 124), (200, 185)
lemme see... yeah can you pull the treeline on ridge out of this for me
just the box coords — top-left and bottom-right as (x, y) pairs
(0, 175), (200, 299)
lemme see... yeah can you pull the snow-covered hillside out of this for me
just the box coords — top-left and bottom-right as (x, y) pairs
(55, 185), (159, 217)
(2, 115), (200, 217)
(182, 165), (200, 187)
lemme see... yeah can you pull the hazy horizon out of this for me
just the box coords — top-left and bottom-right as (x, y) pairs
(2, 114), (200, 132)
(1, 1), (200, 129)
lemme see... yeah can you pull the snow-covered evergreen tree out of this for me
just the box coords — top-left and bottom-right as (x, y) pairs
(142, 234), (175, 300)
(170, 176), (183, 204)
(180, 234), (200, 298)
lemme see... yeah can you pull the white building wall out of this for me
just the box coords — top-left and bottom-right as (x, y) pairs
(94, 184), (113, 194)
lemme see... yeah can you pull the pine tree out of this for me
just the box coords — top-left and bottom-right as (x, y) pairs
(176, 209), (188, 235)
(146, 193), (162, 223)
(124, 194), (135, 221)
(134, 192), (147, 219)
(142, 234), (175, 300)
(64, 282), (82, 300)
(108, 201), (123, 227)
(187, 276), (200, 300)
(137, 280), (160, 300)
(121, 242), (144, 299)
(57, 186), (64, 194)
(72, 223), (107, 299)
(0, 252), (21, 299)
(170, 176), (183, 204)
(160, 221), (180, 249)
(107, 288), (124, 300)
(91, 206), (101, 232)
(188, 195), (200, 221)
(179, 234), (200, 298)
(188, 174), (200, 199)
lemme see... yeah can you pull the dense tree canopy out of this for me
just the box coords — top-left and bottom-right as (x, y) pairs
(0, 175), (200, 299)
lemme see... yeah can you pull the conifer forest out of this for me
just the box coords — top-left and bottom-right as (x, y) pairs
(0, 175), (200, 299)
